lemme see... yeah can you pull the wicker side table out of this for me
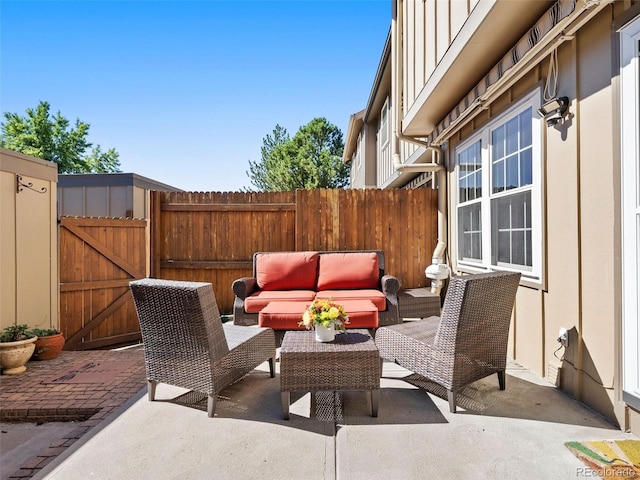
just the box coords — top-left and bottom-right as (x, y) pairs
(398, 287), (441, 320)
(279, 329), (381, 420)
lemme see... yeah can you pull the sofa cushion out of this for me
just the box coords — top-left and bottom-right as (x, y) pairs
(258, 301), (311, 330)
(245, 290), (316, 313)
(256, 251), (319, 291)
(258, 299), (378, 329)
(338, 300), (379, 328)
(317, 252), (379, 290)
(315, 289), (386, 311)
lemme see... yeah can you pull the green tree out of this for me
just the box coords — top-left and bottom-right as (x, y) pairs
(247, 117), (349, 191)
(247, 124), (290, 191)
(0, 101), (121, 173)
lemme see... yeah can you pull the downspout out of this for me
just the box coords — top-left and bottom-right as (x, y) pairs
(391, 0), (450, 294)
(393, 148), (450, 294)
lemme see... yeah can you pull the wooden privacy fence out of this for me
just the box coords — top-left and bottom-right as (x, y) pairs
(151, 188), (438, 313)
(59, 216), (147, 350)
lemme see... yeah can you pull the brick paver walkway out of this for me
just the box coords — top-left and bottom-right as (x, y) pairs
(0, 348), (146, 479)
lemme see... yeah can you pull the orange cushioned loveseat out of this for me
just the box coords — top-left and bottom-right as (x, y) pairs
(232, 250), (401, 330)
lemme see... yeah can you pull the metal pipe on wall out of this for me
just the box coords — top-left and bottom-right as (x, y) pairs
(391, 0), (450, 294)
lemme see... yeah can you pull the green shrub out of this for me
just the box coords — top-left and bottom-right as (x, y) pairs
(1, 324), (36, 342)
(29, 327), (61, 337)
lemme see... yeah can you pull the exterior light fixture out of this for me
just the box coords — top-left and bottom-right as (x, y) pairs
(537, 96), (569, 127)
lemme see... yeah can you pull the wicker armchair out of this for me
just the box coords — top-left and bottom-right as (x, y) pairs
(375, 271), (520, 413)
(130, 279), (276, 417)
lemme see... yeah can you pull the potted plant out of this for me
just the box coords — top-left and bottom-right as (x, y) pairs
(0, 324), (38, 374)
(299, 299), (350, 342)
(29, 328), (65, 360)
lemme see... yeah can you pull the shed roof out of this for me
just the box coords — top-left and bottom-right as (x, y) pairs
(58, 173), (181, 191)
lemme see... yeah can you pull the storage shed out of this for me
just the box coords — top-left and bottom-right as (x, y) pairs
(1, 148), (58, 331)
(58, 173), (180, 219)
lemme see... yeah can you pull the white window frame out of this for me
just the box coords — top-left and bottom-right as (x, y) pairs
(456, 139), (484, 265)
(620, 15), (640, 410)
(380, 98), (389, 150)
(455, 89), (543, 284)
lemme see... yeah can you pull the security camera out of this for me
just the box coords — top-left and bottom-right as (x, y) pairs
(537, 96), (569, 127)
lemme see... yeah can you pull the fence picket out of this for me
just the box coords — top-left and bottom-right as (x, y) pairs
(150, 188), (437, 313)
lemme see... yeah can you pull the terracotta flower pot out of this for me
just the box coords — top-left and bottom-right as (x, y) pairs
(32, 333), (65, 360)
(0, 337), (37, 374)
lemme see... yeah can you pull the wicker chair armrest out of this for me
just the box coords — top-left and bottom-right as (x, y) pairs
(381, 275), (401, 296)
(232, 277), (257, 300)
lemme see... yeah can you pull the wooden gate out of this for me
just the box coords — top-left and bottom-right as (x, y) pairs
(59, 217), (147, 350)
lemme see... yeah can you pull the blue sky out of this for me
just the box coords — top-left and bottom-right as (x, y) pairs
(1, 0), (390, 191)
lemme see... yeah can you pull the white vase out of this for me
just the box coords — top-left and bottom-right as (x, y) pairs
(315, 323), (335, 342)
(0, 336), (37, 374)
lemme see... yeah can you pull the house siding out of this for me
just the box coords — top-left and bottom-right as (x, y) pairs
(351, 133), (366, 188)
(376, 0), (640, 429)
(443, 7), (623, 423)
(364, 123), (378, 187)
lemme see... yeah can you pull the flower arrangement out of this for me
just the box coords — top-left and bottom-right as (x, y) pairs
(300, 299), (350, 332)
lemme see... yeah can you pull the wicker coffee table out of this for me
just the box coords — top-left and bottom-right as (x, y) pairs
(279, 329), (381, 420)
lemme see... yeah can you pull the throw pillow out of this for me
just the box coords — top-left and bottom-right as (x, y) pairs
(256, 251), (319, 290)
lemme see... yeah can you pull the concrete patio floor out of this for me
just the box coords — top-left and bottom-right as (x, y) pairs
(0, 347), (146, 480)
(30, 354), (638, 480)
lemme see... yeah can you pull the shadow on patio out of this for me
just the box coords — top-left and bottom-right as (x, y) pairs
(29, 357), (636, 480)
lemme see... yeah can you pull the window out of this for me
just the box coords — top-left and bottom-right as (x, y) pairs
(619, 15), (640, 410)
(455, 91), (541, 281)
(457, 141), (482, 262)
(380, 99), (389, 147)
